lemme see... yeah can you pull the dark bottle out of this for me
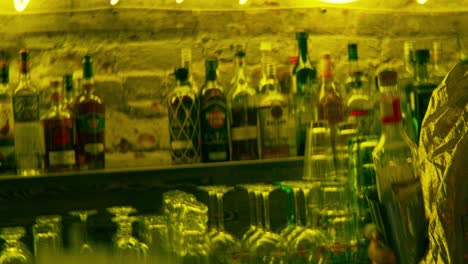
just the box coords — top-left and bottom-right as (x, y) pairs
(62, 74), (75, 111)
(74, 55), (105, 170)
(42, 80), (76, 172)
(318, 54), (344, 125)
(0, 53), (16, 173)
(229, 47), (259, 161)
(408, 49), (438, 140)
(168, 68), (201, 164)
(293, 32), (318, 156)
(199, 58), (230, 162)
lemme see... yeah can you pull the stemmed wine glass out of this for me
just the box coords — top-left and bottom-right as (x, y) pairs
(249, 184), (285, 264)
(111, 215), (148, 264)
(0, 227), (33, 264)
(69, 210), (97, 254)
(198, 185), (241, 264)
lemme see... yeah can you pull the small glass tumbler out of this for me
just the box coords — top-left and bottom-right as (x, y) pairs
(303, 121), (335, 182)
(0, 226), (34, 264)
(32, 215), (63, 263)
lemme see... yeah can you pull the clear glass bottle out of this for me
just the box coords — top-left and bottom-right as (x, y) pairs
(74, 54), (105, 170)
(346, 71), (374, 136)
(167, 68), (201, 165)
(42, 80), (76, 172)
(258, 41), (272, 94)
(13, 50), (42, 176)
(318, 54), (344, 125)
(229, 47), (259, 161)
(344, 43), (369, 101)
(373, 70), (427, 264)
(409, 49), (438, 140)
(258, 63), (290, 159)
(181, 47), (198, 94)
(199, 58), (230, 162)
(293, 32), (318, 156)
(400, 41), (418, 144)
(0, 53), (16, 173)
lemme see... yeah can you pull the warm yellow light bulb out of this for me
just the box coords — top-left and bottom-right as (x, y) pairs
(110, 0), (119, 5)
(320, 0), (357, 4)
(239, 0), (248, 5)
(14, 0), (30, 12)
(417, 0), (428, 4)
(176, 0), (184, 3)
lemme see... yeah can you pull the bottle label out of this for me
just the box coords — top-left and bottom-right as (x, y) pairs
(13, 95), (39, 122)
(168, 94), (200, 163)
(76, 113), (105, 133)
(44, 118), (75, 167)
(84, 143), (104, 154)
(0, 97), (15, 170)
(231, 126), (257, 141)
(200, 90), (229, 161)
(323, 101), (344, 124)
(49, 150), (75, 166)
(320, 242), (357, 263)
(259, 103), (289, 158)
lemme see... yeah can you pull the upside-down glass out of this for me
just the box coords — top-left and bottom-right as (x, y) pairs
(0, 226), (33, 264)
(68, 210), (97, 254)
(198, 185), (241, 264)
(276, 181), (305, 247)
(111, 215), (148, 264)
(303, 121), (335, 182)
(32, 215), (63, 263)
(139, 214), (169, 263)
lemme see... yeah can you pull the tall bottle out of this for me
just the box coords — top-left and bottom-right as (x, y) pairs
(372, 70), (427, 264)
(346, 71), (374, 135)
(409, 49), (438, 140)
(344, 43), (369, 100)
(400, 41), (418, 143)
(75, 55), (105, 170)
(13, 50), (42, 176)
(62, 74), (75, 111)
(42, 81), (76, 172)
(0, 53), (16, 173)
(258, 63), (290, 159)
(229, 47), (259, 161)
(181, 48), (198, 93)
(167, 68), (200, 165)
(199, 58), (230, 162)
(293, 32), (318, 156)
(318, 54), (344, 125)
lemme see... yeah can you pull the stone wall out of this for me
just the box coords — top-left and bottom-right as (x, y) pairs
(0, 2), (467, 168)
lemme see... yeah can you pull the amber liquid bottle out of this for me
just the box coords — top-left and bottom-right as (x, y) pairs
(42, 81), (76, 172)
(75, 55), (105, 170)
(318, 54), (344, 125)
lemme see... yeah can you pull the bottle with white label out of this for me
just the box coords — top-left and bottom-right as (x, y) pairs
(75, 55), (105, 170)
(13, 50), (42, 176)
(42, 80), (76, 172)
(258, 63), (290, 159)
(199, 58), (230, 162)
(229, 46), (259, 161)
(0, 53), (16, 173)
(168, 68), (201, 164)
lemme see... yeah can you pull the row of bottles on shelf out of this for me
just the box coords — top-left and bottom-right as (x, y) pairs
(168, 32), (442, 165)
(0, 50), (105, 176)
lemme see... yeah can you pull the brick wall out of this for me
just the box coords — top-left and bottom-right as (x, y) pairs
(1, 2), (467, 168)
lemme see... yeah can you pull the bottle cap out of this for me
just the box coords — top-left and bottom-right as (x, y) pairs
(378, 70), (398, 86)
(19, 49), (29, 62)
(174, 67), (189, 82)
(348, 43), (358, 61)
(415, 49), (430, 63)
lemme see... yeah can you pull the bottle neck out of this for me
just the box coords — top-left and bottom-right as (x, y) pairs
(206, 69), (217, 82)
(176, 79), (191, 88)
(82, 77), (95, 94)
(414, 61), (429, 82)
(348, 59), (359, 75)
(18, 69), (31, 85)
(297, 37), (309, 64)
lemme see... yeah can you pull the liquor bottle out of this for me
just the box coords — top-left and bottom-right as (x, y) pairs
(181, 47), (198, 93)
(13, 50), (42, 176)
(372, 70), (427, 264)
(42, 80), (76, 172)
(346, 71), (374, 135)
(0, 53), (16, 173)
(199, 58), (230, 162)
(400, 41), (418, 143)
(318, 54), (344, 125)
(293, 32), (318, 156)
(168, 68), (201, 164)
(258, 41), (272, 94)
(408, 49), (438, 140)
(62, 74), (75, 111)
(229, 47), (259, 161)
(258, 63), (289, 159)
(75, 54), (105, 170)
(344, 43), (369, 100)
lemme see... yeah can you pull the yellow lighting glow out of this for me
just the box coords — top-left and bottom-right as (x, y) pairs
(110, 0), (119, 5)
(14, 0), (30, 12)
(239, 0), (248, 5)
(417, 0), (428, 4)
(320, 0), (357, 4)
(176, 0), (184, 4)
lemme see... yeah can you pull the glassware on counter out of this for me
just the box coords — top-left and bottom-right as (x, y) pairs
(68, 210), (97, 254)
(0, 226), (33, 264)
(32, 215), (63, 263)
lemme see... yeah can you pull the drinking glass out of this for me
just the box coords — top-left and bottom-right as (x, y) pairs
(198, 185), (241, 264)
(303, 121), (335, 182)
(0, 227), (33, 264)
(68, 210), (97, 254)
(249, 184), (285, 264)
(178, 230), (210, 264)
(107, 206), (136, 218)
(276, 181), (305, 246)
(112, 215), (148, 264)
(32, 215), (63, 263)
(139, 215), (169, 263)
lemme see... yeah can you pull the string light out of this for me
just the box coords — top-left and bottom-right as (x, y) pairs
(417, 0), (428, 4)
(320, 0), (357, 4)
(14, 0), (30, 12)
(239, 0), (248, 5)
(176, 0), (184, 4)
(110, 0), (119, 5)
